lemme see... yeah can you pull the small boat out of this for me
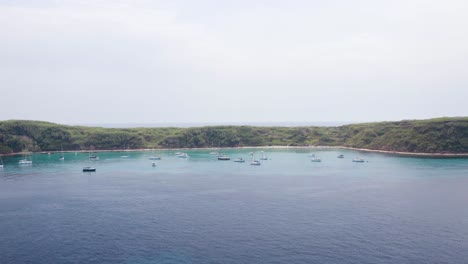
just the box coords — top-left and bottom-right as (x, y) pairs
(234, 158), (245, 163)
(174, 152), (182, 155)
(310, 154), (321, 162)
(82, 167), (96, 172)
(19, 152), (33, 165)
(217, 155), (230, 160)
(152, 162), (157, 167)
(18, 159), (33, 165)
(352, 157), (365, 163)
(177, 153), (189, 158)
(89, 154), (99, 161)
(59, 145), (65, 160)
(209, 151), (220, 155)
(337, 154), (344, 158)
(0, 157), (4, 168)
(250, 160), (261, 166)
(249, 152), (261, 165)
(260, 151), (268, 160)
(121, 144), (130, 158)
(149, 156), (161, 160)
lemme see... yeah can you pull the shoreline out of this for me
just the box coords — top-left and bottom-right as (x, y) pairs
(2, 146), (468, 158)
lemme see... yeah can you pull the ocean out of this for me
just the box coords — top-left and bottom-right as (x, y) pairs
(1, 149), (467, 263)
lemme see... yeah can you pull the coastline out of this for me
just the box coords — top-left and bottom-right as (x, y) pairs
(2, 146), (468, 158)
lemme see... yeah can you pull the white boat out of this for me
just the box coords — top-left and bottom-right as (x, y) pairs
(18, 159), (33, 165)
(121, 144), (130, 158)
(177, 153), (189, 158)
(352, 157), (365, 163)
(59, 146), (65, 160)
(209, 151), (220, 155)
(250, 160), (261, 166)
(337, 154), (344, 158)
(89, 153), (99, 161)
(18, 151), (33, 165)
(250, 153), (261, 165)
(260, 151), (268, 160)
(0, 157), (4, 168)
(234, 158), (245, 163)
(148, 149), (160, 160)
(174, 152), (182, 155)
(310, 154), (321, 162)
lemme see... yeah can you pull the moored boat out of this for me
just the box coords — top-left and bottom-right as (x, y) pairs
(337, 154), (344, 158)
(177, 153), (189, 158)
(217, 155), (230, 160)
(250, 160), (261, 166)
(352, 157), (365, 163)
(250, 152), (261, 165)
(59, 145), (65, 160)
(310, 154), (321, 162)
(18, 159), (33, 165)
(234, 158), (245, 163)
(82, 167), (96, 172)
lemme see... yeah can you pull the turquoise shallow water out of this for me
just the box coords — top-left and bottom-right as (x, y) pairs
(1, 149), (468, 263)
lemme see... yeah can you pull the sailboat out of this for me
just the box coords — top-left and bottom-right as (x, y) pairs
(177, 152), (190, 158)
(352, 157), (365, 163)
(149, 149), (161, 160)
(310, 154), (321, 162)
(18, 152), (33, 165)
(82, 167), (96, 172)
(217, 154), (230, 160)
(260, 151), (268, 160)
(0, 156), (4, 168)
(59, 145), (65, 160)
(89, 152), (99, 161)
(250, 152), (261, 166)
(121, 144), (130, 158)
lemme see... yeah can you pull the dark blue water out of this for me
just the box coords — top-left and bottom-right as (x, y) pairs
(1, 149), (468, 264)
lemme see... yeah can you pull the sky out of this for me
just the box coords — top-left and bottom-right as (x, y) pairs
(1, 0), (467, 125)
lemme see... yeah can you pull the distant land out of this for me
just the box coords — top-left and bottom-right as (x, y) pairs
(0, 117), (467, 155)
(74, 121), (351, 128)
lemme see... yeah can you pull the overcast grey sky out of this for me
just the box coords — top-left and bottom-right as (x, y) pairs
(1, 0), (467, 125)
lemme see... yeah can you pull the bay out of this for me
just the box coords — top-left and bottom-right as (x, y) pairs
(1, 149), (467, 264)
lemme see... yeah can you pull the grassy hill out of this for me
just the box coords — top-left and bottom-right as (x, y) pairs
(1, 117), (467, 154)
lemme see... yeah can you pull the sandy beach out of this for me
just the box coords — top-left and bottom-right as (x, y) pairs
(2, 146), (468, 158)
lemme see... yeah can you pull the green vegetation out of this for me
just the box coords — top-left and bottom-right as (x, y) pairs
(1, 117), (468, 154)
